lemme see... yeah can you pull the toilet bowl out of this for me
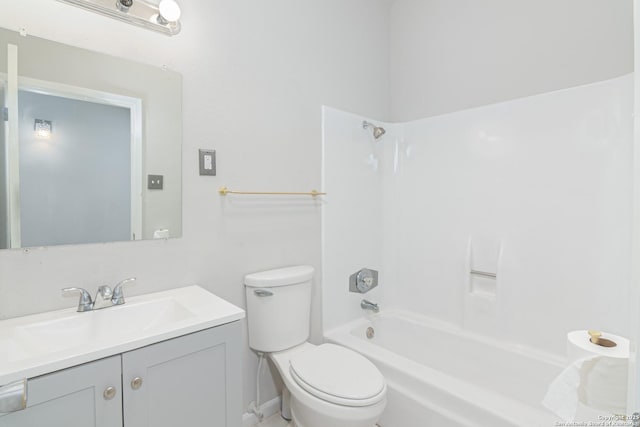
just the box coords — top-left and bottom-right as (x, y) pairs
(244, 266), (386, 427)
(271, 342), (386, 427)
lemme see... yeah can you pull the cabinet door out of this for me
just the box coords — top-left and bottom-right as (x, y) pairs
(0, 356), (122, 427)
(122, 322), (242, 427)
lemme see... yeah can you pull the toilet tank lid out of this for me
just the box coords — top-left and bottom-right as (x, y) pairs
(244, 265), (314, 288)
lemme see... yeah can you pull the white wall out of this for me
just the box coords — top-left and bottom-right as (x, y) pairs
(0, 0), (390, 415)
(389, 0), (634, 121)
(323, 74), (633, 357)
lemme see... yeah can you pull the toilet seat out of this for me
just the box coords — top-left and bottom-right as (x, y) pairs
(289, 343), (386, 407)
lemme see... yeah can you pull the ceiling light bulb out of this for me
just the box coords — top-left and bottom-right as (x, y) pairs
(158, 0), (181, 22)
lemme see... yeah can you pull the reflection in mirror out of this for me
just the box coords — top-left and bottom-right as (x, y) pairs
(19, 90), (134, 247)
(0, 80), (6, 249)
(0, 27), (182, 249)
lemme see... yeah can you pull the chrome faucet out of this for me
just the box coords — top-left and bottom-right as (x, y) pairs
(62, 278), (136, 312)
(93, 285), (115, 309)
(361, 299), (379, 313)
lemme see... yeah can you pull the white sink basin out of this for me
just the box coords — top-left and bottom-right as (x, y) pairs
(0, 286), (245, 385)
(14, 298), (196, 356)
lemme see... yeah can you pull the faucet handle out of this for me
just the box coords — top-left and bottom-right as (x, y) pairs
(62, 287), (94, 312)
(112, 278), (136, 305)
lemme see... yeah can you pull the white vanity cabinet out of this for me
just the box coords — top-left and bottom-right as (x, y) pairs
(0, 321), (242, 427)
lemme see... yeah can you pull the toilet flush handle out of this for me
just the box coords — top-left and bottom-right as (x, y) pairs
(254, 289), (274, 297)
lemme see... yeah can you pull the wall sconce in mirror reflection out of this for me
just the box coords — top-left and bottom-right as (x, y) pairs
(34, 119), (53, 140)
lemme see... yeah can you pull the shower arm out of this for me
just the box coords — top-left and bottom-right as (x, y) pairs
(362, 120), (386, 139)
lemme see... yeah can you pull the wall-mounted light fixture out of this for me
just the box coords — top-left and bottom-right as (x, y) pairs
(55, 0), (182, 36)
(34, 119), (53, 139)
(156, 0), (181, 25)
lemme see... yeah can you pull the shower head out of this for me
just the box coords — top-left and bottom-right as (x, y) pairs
(362, 121), (386, 140)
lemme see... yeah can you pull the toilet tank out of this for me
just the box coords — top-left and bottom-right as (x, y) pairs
(244, 265), (314, 353)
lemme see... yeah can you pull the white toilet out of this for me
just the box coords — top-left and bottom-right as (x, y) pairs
(244, 265), (387, 427)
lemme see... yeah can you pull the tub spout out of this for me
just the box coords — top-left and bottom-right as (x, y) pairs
(361, 299), (379, 313)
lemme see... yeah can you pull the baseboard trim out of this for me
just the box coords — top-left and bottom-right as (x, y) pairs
(242, 396), (282, 427)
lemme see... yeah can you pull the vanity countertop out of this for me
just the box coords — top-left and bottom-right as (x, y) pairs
(0, 285), (245, 385)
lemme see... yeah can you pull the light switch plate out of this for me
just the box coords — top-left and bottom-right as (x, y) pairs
(199, 149), (216, 176)
(148, 174), (163, 190)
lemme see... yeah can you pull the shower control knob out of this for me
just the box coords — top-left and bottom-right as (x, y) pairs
(349, 268), (379, 294)
(359, 272), (374, 290)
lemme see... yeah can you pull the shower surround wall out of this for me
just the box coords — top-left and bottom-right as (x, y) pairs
(323, 74), (633, 356)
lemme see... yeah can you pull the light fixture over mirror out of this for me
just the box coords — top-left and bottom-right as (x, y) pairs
(157, 0), (181, 25)
(55, 0), (182, 36)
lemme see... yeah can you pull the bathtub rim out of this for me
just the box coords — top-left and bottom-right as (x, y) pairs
(324, 308), (565, 426)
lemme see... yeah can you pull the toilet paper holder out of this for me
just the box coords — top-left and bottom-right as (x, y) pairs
(588, 330), (617, 348)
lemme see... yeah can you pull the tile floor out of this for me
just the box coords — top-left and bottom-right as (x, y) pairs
(256, 413), (289, 427)
(254, 414), (381, 427)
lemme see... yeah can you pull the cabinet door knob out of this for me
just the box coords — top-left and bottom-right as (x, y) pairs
(131, 377), (143, 390)
(103, 386), (116, 400)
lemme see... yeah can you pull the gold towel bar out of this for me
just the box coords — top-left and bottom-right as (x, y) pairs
(218, 187), (326, 197)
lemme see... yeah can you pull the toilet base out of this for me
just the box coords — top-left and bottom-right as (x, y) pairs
(290, 402), (384, 427)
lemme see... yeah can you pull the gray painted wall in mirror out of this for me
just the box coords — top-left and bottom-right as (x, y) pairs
(19, 91), (131, 247)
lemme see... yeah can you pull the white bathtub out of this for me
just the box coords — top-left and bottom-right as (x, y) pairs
(325, 310), (564, 427)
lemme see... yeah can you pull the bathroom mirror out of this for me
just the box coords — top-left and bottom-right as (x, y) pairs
(0, 27), (182, 248)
